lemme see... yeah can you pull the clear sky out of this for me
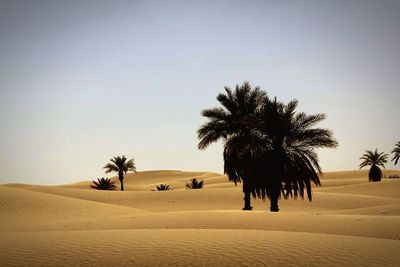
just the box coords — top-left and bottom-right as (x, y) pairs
(0, 0), (399, 184)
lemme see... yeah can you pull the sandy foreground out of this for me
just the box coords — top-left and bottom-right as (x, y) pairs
(1, 170), (400, 267)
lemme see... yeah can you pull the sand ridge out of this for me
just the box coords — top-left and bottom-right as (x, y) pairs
(1, 229), (399, 267)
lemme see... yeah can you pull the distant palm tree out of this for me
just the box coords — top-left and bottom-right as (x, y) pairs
(156, 184), (171, 191)
(256, 97), (338, 212)
(197, 81), (266, 210)
(359, 149), (388, 182)
(103, 156), (136, 191)
(90, 177), (117, 190)
(186, 178), (204, 189)
(392, 142), (400, 165)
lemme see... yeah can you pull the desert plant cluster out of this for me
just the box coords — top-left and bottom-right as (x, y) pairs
(153, 178), (205, 191)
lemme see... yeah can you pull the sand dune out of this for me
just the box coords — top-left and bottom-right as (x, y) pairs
(317, 179), (400, 198)
(68, 170), (227, 191)
(0, 186), (148, 233)
(1, 170), (400, 266)
(1, 229), (400, 267)
(13, 183), (400, 214)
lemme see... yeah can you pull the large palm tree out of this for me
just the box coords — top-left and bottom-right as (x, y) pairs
(197, 81), (266, 210)
(392, 142), (400, 165)
(359, 149), (388, 182)
(256, 97), (338, 212)
(103, 155), (136, 191)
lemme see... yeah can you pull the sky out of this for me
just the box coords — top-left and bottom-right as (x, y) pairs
(0, 0), (399, 185)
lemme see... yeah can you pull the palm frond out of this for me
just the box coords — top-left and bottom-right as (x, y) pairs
(391, 142), (400, 165)
(217, 87), (237, 114)
(103, 163), (119, 173)
(124, 159), (136, 173)
(201, 107), (229, 120)
(104, 156), (136, 173)
(197, 120), (229, 149)
(359, 149), (388, 169)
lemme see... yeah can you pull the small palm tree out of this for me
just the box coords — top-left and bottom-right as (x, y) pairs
(359, 149), (388, 182)
(90, 177), (117, 190)
(156, 184), (171, 191)
(186, 178), (204, 189)
(392, 142), (400, 165)
(103, 155), (136, 191)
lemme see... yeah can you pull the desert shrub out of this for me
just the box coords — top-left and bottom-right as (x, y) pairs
(186, 178), (204, 189)
(156, 184), (171, 190)
(90, 177), (117, 190)
(387, 174), (400, 179)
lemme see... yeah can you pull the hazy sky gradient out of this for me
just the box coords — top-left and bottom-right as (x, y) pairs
(1, 0), (399, 184)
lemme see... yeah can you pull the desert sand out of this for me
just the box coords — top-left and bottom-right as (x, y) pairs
(1, 169), (400, 267)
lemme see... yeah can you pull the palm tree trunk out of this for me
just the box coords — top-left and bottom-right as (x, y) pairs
(269, 150), (282, 212)
(119, 172), (124, 191)
(270, 196), (279, 212)
(242, 181), (252, 210)
(243, 191), (252, 210)
(269, 182), (280, 212)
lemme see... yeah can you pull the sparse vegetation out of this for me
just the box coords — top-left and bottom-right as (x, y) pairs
(90, 177), (117, 190)
(156, 184), (171, 191)
(387, 174), (400, 179)
(359, 149), (388, 182)
(186, 178), (204, 189)
(103, 155), (136, 191)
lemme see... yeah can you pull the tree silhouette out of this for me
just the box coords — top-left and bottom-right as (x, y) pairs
(359, 149), (388, 182)
(197, 81), (265, 210)
(197, 82), (338, 212)
(392, 142), (400, 165)
(103, 155), (136, 191)
(90, 177), (117, 190)
(255, 97), (338, 211)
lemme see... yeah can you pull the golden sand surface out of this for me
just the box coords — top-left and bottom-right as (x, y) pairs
(1, 169), (400, 266)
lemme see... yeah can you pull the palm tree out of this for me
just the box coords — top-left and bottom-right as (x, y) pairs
(256, 97), (338, 212)
(197, 81), (266, 210)
(90, 177), (117, 190)
(103, 155), (136, 191)
(392, 142), (400, 165)
(359, 149), (388, 182)
(186, 178), (204, 189)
